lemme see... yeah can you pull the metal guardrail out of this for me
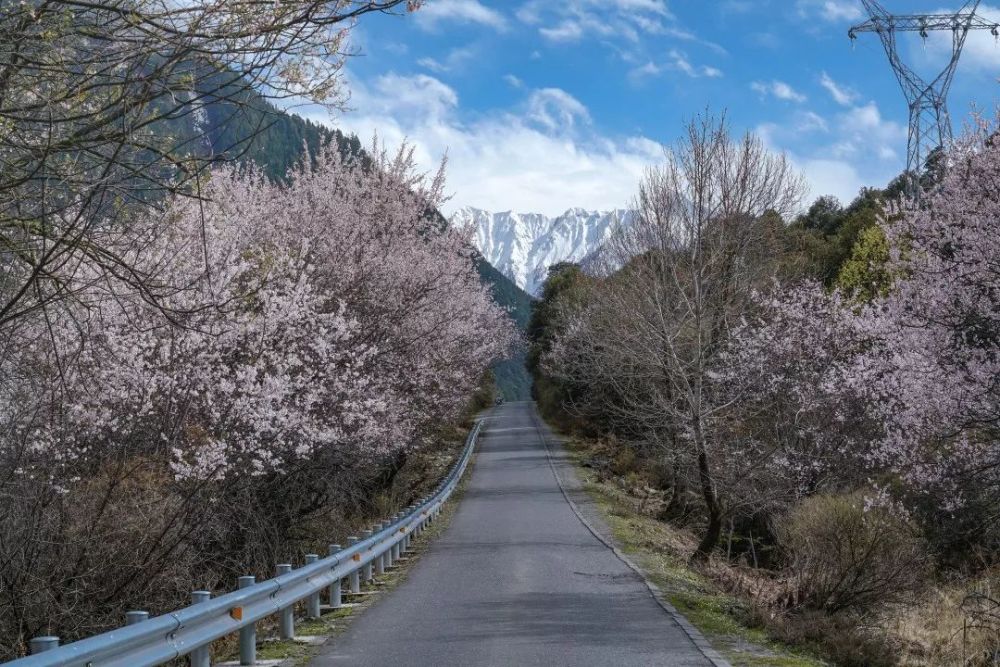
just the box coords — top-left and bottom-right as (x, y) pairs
(5, 420), (484, 667)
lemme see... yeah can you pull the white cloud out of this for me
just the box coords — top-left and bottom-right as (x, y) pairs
(308, 73), (664, 216)
(608, 0), (673, 16)
(913, 5), (1000, 72)
(799, 159), (866, 203)
(417, 57), (445, 72)
(751, 80), (807, 103)
(633, 14), (670, 36)
(821, 1), (862, 21)
(955, 5), (1000, 69)
(350, 73), (459, 120)
(757, 98), (905, 204)
(503, 74), (524, 88)
(416, 45), (477, 73)
(669, 50), (697, 77)
(798, 110), (830, 133)
(521, 0), (681, 46)
(669, 49), (724, 78)
(837, 102), (906, 159)
(527, 88), (591, 131)
(515, 3), (541, 24)
(819, 71), (858, 106)
(758, 123), (861, 204)
(414, 0), (507, 31)
(796, 0), (863, 22)
(539, 20), (585, 42)
(629, 61), (663, 82)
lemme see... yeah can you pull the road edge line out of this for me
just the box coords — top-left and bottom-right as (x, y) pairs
(529, 409), (732, 667)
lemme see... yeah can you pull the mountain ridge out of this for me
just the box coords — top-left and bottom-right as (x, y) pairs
(453, 206), (634, 296)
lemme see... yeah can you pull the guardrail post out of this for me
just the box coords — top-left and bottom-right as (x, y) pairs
(405, 507), (416, 550)
(361, 530), (373, 582)
(276, 564), (294, 639)
(391, 515), (402, 561)
(374, 523), (386, 576)
(304, 554), (321, 618)
(346, 536), (360, 594)
(385, 518), (395, 567)
(29, 637), (59, 654)
(190, 591), (212, 667)
(238, 575), (257, 665)
(125, 610), (149, 625)
(328, 544), (342, 608)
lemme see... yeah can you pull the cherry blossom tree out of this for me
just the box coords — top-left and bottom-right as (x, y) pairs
(0, 140), (515, 652)
(853, 119), (1000, 502)
(716, 282), (883, 513)
(0, 0), (424, 337)
(721, 115), (1000, 525)
(5, 140), (514, 483)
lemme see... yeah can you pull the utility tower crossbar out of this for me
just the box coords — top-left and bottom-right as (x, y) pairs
(849, 1), (998, 192)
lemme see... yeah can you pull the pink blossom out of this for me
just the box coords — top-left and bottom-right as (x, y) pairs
(0, 141), (516, 484)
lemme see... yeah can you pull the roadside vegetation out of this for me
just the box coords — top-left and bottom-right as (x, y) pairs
(531, 113), (1000, 666)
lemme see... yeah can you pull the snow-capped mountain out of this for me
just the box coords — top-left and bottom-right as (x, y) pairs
(453, 207), (632, 296)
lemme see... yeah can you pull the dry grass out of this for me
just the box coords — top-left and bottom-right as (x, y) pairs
(888, 574), (1000, 666)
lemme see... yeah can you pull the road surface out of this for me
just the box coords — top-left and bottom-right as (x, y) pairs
(311, 401), (716, 666)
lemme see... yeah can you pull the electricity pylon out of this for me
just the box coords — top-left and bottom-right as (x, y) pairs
(849, 1), (998, 192)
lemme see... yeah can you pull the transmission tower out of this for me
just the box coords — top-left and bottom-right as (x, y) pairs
(849, 1), (998, 190)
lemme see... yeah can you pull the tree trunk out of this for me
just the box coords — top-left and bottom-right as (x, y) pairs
(663, 470), (687, 519)
(691, 422), (722, 563)
(660, 442), (688, 521)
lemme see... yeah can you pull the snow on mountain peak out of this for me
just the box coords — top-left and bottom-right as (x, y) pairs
(452, 206), (633, 296)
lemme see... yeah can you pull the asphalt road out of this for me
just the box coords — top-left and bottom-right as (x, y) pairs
(311, 401), (714, 666)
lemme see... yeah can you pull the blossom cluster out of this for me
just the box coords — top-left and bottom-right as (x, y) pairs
(726, 120), (1000, 501)
(0, 142), (515, 484)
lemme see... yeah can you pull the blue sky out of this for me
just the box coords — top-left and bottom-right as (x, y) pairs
(300, 0), (1000, 216)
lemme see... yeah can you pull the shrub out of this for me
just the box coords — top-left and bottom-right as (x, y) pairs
(779, 492), (930, 615)
(610, 445), (638, 477)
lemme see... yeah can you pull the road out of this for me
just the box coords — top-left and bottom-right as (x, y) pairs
(311, 401), (717, 666)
